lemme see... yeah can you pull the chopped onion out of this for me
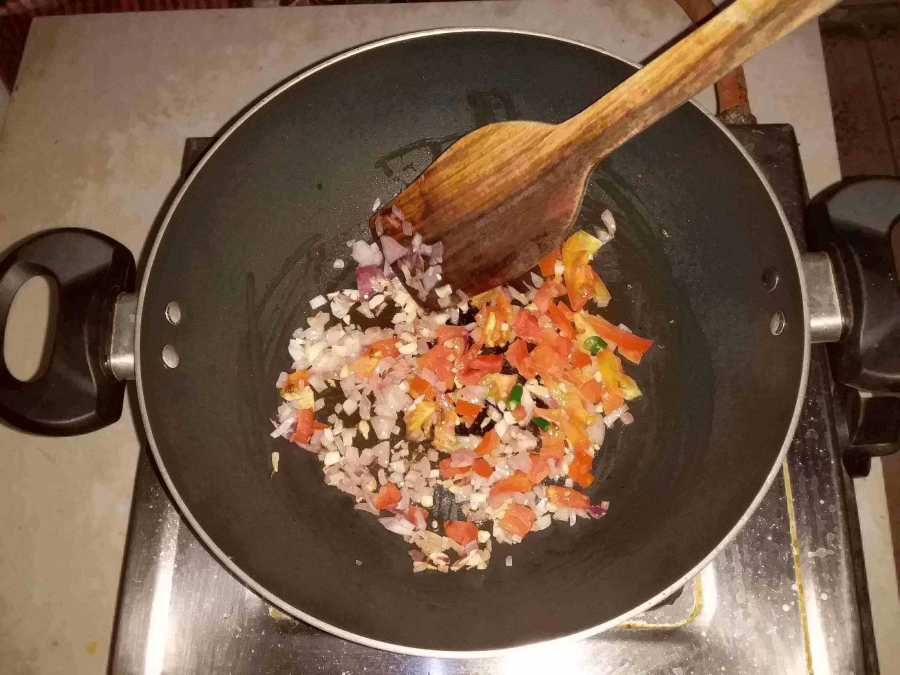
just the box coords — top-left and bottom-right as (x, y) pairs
(351, 240), (383, 267)
(604, 404), (629, 428)
(356, 265), (384, 300)
(380, 235), (408, 266)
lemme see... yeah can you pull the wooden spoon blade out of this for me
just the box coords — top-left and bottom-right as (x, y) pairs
(371, 120), (592, 298)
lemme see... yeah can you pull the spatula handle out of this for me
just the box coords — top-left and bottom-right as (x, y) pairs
(552, 0), (838, 164)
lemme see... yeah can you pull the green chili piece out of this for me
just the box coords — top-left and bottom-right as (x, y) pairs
(533, 416), (551, 432)
(507, 384), (524, 410)
(583, 335), (607, 355)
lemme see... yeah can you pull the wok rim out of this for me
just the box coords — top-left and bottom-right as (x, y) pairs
(134, 27), (811, 658)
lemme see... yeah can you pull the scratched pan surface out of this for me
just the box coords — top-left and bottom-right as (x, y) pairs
(137, 30), (807, 654)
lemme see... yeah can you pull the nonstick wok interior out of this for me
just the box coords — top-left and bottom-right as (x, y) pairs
(137, 31), (807, 653)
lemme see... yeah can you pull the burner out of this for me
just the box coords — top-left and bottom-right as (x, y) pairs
(109, 126), (876, 675)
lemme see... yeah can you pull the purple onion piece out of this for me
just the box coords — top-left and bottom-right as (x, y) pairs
(380, 235), (409, 266)
(429, 241), (444, 263)
(422, 266), (440, 293)
(356, 265), (384, 300)
(588, 504), (608, 519)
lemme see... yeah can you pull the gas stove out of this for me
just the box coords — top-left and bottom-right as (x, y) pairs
(108, 126), (877, 675)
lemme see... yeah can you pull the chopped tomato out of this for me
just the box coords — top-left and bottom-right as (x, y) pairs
(539, 430), (565, 460)
(444, 520), (479, 546)
(436, 325), (470, 358)
(511, 405), (528, 422)
(530, 339), (568, 381)
(373, 483), (402, 510)
(457, 369), (489, 386)
(500, 504), (537, 538)
(580, 378), (603, 405)
(474, 429), (500, 457)
(367, 338), (400, 358)
(596, 348), (642, 400)
(470, 288), (501, 309)
(600, 383), (625, 414)
(570, 349), (592, 369)
(569, 450), (595, 488)
(561, 230), (602, 270)
(472, 458), (494, 478)
(408, 376), (436, 400)
(505, 339), (538, 380)
(546, 485), (591, 510)
(455, 399), (483, 426)
(439, 457), (471, 478)
(456, 341), (484, 371)
(566, 263), (611, 312)
(535, 279), (566, 313)
(584, 314), (654, 364)
(513, 308), (544, 343)
(404, 506), (428, 526)
(418, 344), (455, 389)
(290, 407), (315, 444)
(483, 373), (517, 401)
(489, 472), (533, 496)
(405, 400), (437, 439)
(545, 379), (595, 428)
(540, 408), (591, 447)
(471, 354), (503, 372)
(527, 454), (551, 484)
(282, 369), (309, 395)
(563, 367), (592, 389)
(433, 398), (459, 452)
(552, 335), (574, 358)
(539, 247), (561, 276)
(350, 355), (381, 378)
(475, 291), (514, 347)
(547, 302), (576, 338)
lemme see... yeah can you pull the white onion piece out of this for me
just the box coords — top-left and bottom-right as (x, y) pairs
(604, 404), (629, 428)
(586, 419), (606, 445)
(351, 240), (383, 267)
(371, 416), (395, 440)
(600, 209), (617, 235)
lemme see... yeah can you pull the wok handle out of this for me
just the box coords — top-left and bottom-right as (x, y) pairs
(808, 177), (900, 464)
(0, 229), (135, 436)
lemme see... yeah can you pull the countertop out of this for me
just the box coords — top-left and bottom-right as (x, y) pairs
(0, 1), (879, 673)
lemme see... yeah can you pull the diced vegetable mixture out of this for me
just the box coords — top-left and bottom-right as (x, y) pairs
(271, 207), (652, 572)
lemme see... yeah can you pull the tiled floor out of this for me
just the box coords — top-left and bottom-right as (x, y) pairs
(820, 2), (900, 672)
(821, 0), (900, 178)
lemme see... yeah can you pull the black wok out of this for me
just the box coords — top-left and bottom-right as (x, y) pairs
(0, 30), (812, 655)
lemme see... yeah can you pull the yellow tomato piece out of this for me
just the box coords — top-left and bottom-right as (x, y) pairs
(561, 230), (602, 271)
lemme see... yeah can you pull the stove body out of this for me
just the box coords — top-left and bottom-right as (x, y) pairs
(109, 126), (876, 675)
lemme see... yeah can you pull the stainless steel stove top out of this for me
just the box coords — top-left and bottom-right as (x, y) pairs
(108, 126), (877, 675)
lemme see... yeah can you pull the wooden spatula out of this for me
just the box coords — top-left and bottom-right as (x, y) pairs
(371, 0), (837, 299)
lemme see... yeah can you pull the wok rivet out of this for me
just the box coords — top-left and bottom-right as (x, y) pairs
(162, 344), (179, 368)
(165, 302), (182, 325)
(762, 267), (779, 292)
(770, 311), (785, 336)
